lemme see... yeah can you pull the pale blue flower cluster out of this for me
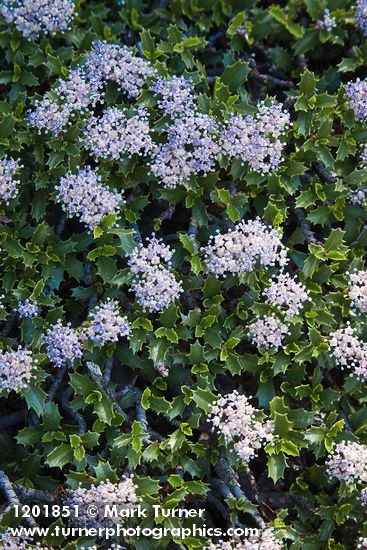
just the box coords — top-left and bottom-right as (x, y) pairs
(85, 41), (156, 98)
(202, 218), (288, 277)
(151, 75), (196, 117)
(28, 67), (102, 135)
(345, 78), (367, 121)
(0, 155), (22, 204)
(316, 9), (336, 31)
(28, 42), (154, 135)
(221, 102), (290, 175)
(248, 314), (289, 351)
(329, 324), (367, 381)
(0, 529), (34, 548)
(16, 299), (39, 318)
(55, 166), (123, 231)
(27, 39), (291, 188)
(0, 0), (75, 39)
(356, 0), (367, 35)
(127, 235), (183, 312)
(263, 272), (310, 318)
(86, 300), (131, 344)
(82, 107), (153, 161)
(0, 347), (36, 392)
(64, 478), (139, 529)
(43, 320), (83, 367)
(149, 113), (220, 188)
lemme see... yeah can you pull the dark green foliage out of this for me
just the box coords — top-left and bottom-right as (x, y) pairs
(0, 0), (367, 549)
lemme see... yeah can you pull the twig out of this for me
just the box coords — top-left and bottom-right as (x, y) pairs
(208, 29), (226, 42)
(88, 294), (98, 310)
(46, 364), (67, 402)
(61, 387), (87, 437)
(341, 412), (353, 433)
(214, 450), (265, 529)
(294, 208), (322, 245)
(228, 181), (237, 198)
(207, 491), (229, 520)
(103, 357), (113, 386)
(159, 204), (176, 222)
(188, 218), (198, 239)
(239, 470), (260, 504)
(133, 388), (151, 445)
(83, 257), (93, 286)
(14, 485), (54, 504)
(154, 362), (169, 377)
(28, 410), (39, 427)
(261, 490), (313, 512)
(131, 223), (142, 244)
(251, 68), (294, 88)
(0, 471), (37, 527)
(86, 362), (126, 418)
(215, 452), (248, 501)
(312, 161), (337, 184)
(55, 213), (66, 241)
(149, 431), (165, 442)
(0, 503), (12, 520)
(211, 478), (231, 499)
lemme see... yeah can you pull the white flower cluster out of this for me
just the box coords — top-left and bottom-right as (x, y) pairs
(64, 478), (139, 528)
(85, 41), (156, 98)
(348, 270), (367, 313)
(27, 38), (290, 187)
(43, 320), (83, 368)
(358, 538), (367, 549)
(206, 528), (283, 549)
(316, 9), (336, 31)
(209, 391), (274, 463)
(28, 67), (102, 135)
(263, 272), (310, 318)
(345, 78), (367, 121)
(128, 233), (173, 273)
(248, 315), (289, 351)
(356, 0), (367, 35)
(82, 107), (153, 161)
(127, 235), (183, 312)
(151, 75), (197, 117)
(16, 299), (39, 318)
(0, 0), (75, 39)
(0, 530), (30, 550)
(0, 155), (22, 204)
(202, 218), (288, 277)
(360, 487), (367, 505)
(348, 188), (367, 206)
(28, 96), (73, 136)
(326, 441), (367, 483)
(149, 113), (220, 188)
(28, 42), (154, 135)
(0, 347), (36, 392)
(57, 67), (101, 110)
(329, 325), (367, 381)
(0, 529), (51, 549)
(55, 166), (123, 231)
(86, 300), (131, 344)
(222, 102), (290, 174)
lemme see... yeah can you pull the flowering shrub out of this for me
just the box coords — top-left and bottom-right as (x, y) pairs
(1, 0), (367, 548)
